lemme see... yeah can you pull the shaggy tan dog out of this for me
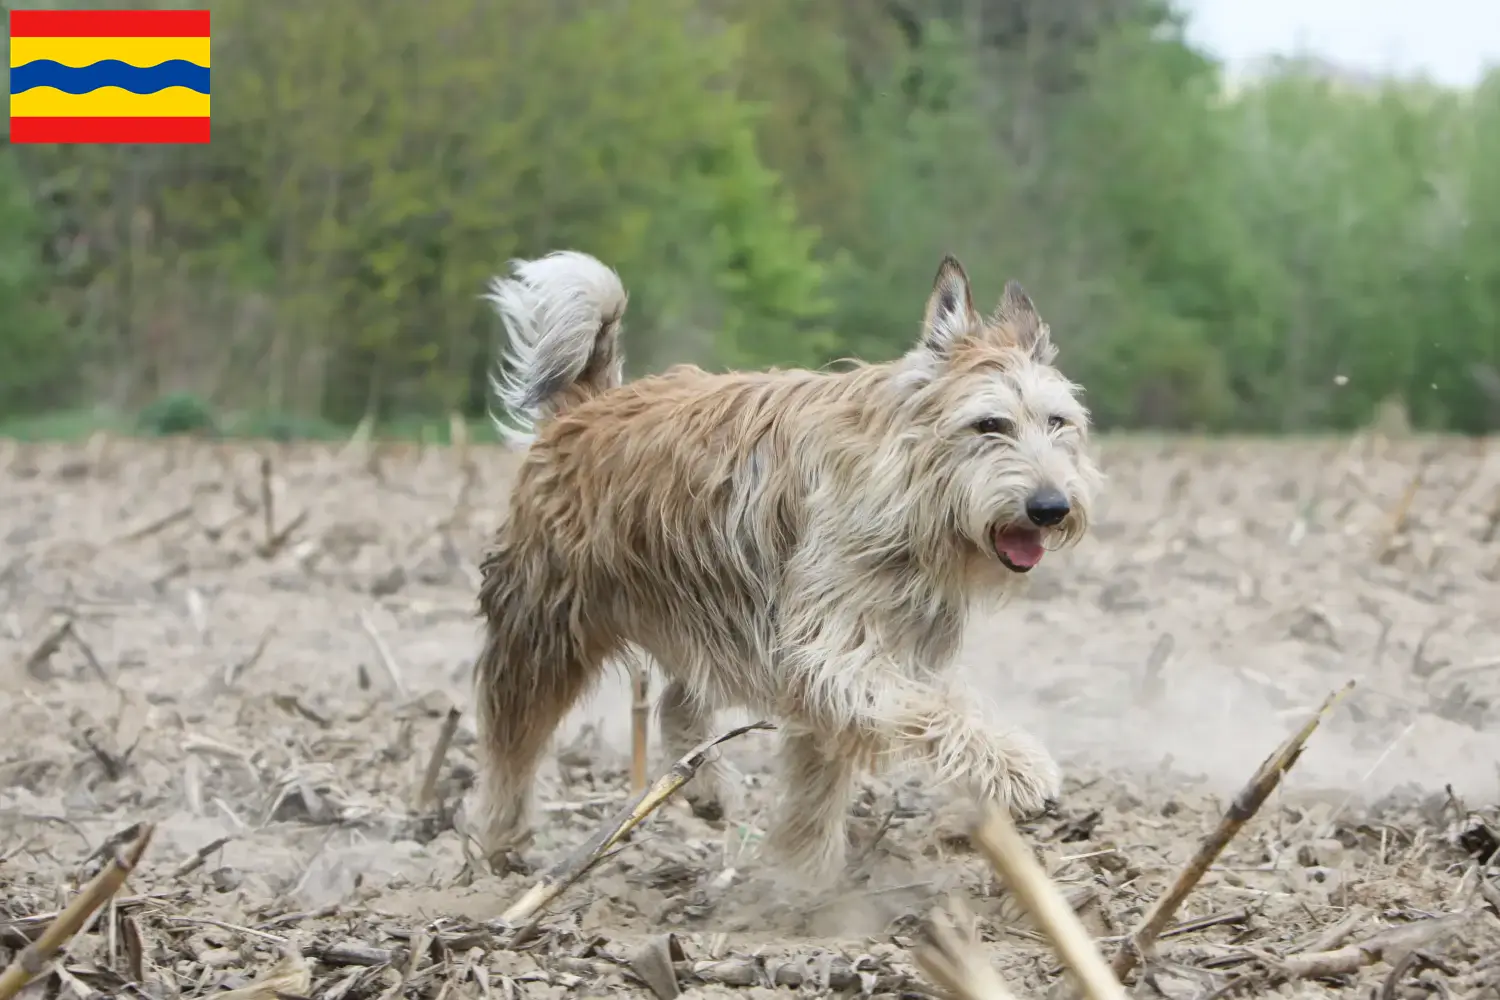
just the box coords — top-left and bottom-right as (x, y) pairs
(473, 250), (1101, 881)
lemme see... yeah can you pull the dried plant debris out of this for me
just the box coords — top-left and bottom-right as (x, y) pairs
(3, 438), (1500, 998)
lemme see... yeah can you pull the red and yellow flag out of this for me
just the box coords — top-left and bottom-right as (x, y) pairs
(10, 9), (210, 144)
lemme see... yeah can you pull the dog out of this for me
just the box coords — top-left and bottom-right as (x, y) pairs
(472, 250), (1100, 882)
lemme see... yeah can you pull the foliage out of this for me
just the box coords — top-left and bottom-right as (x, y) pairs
(136, 392), (219, 437)
(2, 0), (1498, 434)
(0, 152), (69, 416)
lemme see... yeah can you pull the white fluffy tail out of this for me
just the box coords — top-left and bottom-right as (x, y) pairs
(484, 250), (629, 445)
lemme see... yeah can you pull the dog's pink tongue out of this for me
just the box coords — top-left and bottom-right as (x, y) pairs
(995, 527), (1045, 568)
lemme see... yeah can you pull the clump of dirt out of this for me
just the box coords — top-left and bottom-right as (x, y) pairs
(2, 434), (1499, 998)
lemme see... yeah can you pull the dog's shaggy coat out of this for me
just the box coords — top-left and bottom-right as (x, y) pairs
(473, 250), (1101, 880)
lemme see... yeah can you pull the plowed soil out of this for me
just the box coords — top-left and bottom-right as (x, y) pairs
(2, 433), (1499, 999)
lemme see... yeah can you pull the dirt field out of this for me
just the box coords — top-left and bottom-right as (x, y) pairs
(2, 434), (1499, 999)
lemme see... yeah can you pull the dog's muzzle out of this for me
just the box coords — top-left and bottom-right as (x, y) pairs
(992, 488), (1071, 572)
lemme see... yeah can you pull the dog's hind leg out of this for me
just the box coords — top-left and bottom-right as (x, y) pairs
(764, 730), (860, 884)
(656, 676), (729, 820)
(472, 560), (611, 868)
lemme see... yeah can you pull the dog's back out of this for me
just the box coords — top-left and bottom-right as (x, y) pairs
(494, 360), (874, 687)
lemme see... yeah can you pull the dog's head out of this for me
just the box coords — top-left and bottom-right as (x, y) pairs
(900, 255), (1101, 575)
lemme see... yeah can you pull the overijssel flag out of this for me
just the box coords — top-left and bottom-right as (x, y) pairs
(10, 9), (210, 144)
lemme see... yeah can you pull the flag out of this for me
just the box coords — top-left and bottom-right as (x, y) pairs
(10, 9), (210, 144)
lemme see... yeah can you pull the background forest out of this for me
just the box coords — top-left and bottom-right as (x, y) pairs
(3, 0), (1499, 437)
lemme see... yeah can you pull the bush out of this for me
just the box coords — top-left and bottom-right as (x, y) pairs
(136, 393), (219, 437)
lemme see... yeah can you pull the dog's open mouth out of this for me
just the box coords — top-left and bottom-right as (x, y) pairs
(993, 525), (1046, 573)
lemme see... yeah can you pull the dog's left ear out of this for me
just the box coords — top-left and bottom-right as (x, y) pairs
(919, 255), (982, 359)
(994, 280), (1055, 363)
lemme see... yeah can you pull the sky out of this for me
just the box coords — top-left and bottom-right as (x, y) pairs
(1182, 0), (1500, 87)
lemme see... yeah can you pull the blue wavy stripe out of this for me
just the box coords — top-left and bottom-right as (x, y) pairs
(10, 60), (209, 96)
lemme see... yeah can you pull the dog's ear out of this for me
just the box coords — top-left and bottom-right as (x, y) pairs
(919, 255), (981, 359)
(994, 280), (1055, 363)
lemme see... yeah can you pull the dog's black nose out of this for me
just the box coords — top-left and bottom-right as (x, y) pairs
(1025, 488), (1070, 527)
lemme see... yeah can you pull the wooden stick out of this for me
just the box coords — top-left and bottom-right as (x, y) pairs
(115, 503), (194, 544)
(170, 836), (232, 879)
(22, 617), (73, 679)
(209, 947), (312, 1000)
(66, 625), (113, 687)
(415, 707), (462, 811)
(358, 609), (408, 697)
(970, 808), (1129, 1000)
(0, 823), (154, 999)
(1273, 911), (1471, 980)
(499, 721), (774, 929)
(1289, 908), (1367, 955)
(255, 508), (308, 558)
(629, 659), (651, 794)
(1158, 908), (1248, 940)
(915, 895), (1022, 1000)
(1376, 452), (1435, 563)
(1110, 681), (1354, 981)
(259, 454), (276, 546)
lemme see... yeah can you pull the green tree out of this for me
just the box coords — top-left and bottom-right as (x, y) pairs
(0, 152), (69, 418)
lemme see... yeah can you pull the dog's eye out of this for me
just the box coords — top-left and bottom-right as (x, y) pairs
(972, 417), (1015, 436)
(1047, 415), (1070, 432)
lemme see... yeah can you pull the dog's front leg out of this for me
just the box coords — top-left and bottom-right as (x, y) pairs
(798, 667), (1061, 822)
(885, 686), (1062, 818)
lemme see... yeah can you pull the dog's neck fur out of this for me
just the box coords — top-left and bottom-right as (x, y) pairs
(764, 357), (1020, 678)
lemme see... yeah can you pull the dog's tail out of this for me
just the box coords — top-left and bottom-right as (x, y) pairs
(484, 250), (629, 445)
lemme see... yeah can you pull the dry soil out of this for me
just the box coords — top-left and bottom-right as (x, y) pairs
(2, 433), (1499, 999)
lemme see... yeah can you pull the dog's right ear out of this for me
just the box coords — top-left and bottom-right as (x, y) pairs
(994, 280), (1055, 364)
(918, 255), (980, 360)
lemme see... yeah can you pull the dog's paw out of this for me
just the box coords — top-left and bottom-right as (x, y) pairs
(685, 793), (726, 823)
(486, 848), (535, 877)
(1004, 771), (1062, 821)
(990, 734), (1063, 820)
